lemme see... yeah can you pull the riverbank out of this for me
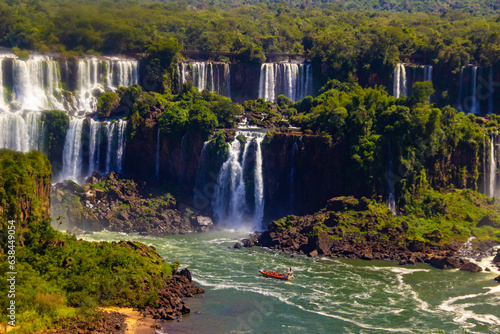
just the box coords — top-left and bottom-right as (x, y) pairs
(240, 192), (500, 274)
(84, 231), (500, 333)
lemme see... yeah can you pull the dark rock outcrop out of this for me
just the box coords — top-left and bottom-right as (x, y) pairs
(428, 257), (462, 270)
(243, 196), (464, 265)
(459, 262), (483, 273)
(50, 311), (127, 334)
(139, 269), (204, 321)
(51, 172), (213, 234)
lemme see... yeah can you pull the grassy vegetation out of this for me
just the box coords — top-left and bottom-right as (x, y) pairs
(0, 150), (180, 333)
(274, 188), (500, 247)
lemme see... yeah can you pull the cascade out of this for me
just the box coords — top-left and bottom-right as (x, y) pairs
(61, 118), (127, 182)
(393, 63), (406, 98)
(105, 121), (116, 175)
(484, 135), (487, 195)
(180, 62), (230, 96)
(490, 136), (496, 197)
(0, 58), (7, 111)
(258, 63), (312, 102)
(259, 63), (275, 102)
(0, 112), (43, 152)
(155, 126), (160, 181)
(62, 118), (85, 181)
(212, 131), (266, 230)
(115, 119), (127, 173)
(386, 141), (396, 214)
(225, 63), (231, 99)
(106, 59), (139, 89)
(88, 119), (101, 176)
(253, 133), (265, 230)
(471, 66), (478, 114)
(12, 56), (64, 111)
(75, 57), (139, 114)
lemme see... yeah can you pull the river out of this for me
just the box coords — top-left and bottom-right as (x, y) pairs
(84, 231), (500, 334)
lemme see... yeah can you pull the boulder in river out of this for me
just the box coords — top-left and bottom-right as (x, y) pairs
(459, 262), (483, 273)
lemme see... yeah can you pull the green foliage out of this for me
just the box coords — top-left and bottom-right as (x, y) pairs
(97, 91), (119, 118)
(0, 150), (183, 332)
(2, 0), (499, 74)
(291, 81), (488, 199)
(42, 110), (69, 159)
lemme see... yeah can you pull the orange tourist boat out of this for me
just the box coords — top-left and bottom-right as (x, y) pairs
(259, 269), (294, 280)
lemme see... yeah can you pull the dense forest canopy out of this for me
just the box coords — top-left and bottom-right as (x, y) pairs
(1, 0), (499, 70)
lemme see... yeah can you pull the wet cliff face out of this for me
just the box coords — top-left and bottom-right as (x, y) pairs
(124, 125), (486, 225)
(262, 133), (368, 221)
(229, 63), (261, 103)
(123, 113), (206, 204)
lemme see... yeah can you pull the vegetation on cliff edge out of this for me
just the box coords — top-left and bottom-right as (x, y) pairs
(0, 150), (181, 333)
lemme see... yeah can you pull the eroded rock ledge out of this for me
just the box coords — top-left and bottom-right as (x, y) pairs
(51, 172), (213, 234)
(240, 196), (500, 273)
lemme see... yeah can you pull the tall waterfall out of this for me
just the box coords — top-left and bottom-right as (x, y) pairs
(395, 64), (435, 99)
(62, 118), (85, 181)
(456, 66), (493, 114)
(0, 112), (43, 152)
(0, 58), (6, 111)
(490, 137), (496, 197)
(12, 56), (64, 111)
(212, 131), (266, 230)
(0, 54), (139, 116)
(88, 119), (101, 176)
(386, 141), (396, 214)
(61, 118), (127, 182)
(180, 62), (231, 97)
(258, 62), (313, 102)
(393, 63), (407, 98)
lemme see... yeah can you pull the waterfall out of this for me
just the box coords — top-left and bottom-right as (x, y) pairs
(0, 112), (43, 152)
(471, 66), (478, 114)
(12, 56), (64, 111)
(212, 131), (266, 230)
(115, 120), (126, 173)
(180, 62), (231, 97)
(0, 58), (6, 111)
(61, 118), (127, 182)
(62, 118), (85, 181)
(0, 113), (28, 152)
(155, 126), (160, 181)
(76, 58), (102, 114)
(88, 119), (101, 175)
(393, 63), (407, 98)
(107, 59), (139, 89)
(424, 65), (433, 82)
(258, 63), (312, 102)
(490, 137), (496, 197)
(26, 112), (43, 151)
(225, 63), (231, 99)
(386, 141), (396, 214)
(254, 134), (265, 229)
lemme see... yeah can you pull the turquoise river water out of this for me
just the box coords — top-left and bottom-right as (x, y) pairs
(84, 231), (500, 334)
